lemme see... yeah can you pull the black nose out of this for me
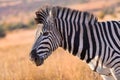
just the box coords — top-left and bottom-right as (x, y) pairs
(30, 49), (44, 66)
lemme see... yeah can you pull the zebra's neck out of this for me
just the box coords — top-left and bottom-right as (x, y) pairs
(59, 21), (98, 63)
(53, 6), (98, 63)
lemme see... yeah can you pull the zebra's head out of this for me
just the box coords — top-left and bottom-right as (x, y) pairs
(30, 6), (62, 66)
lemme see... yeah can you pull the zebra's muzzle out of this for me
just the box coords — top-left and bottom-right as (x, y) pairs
(30, 49), (44, 66)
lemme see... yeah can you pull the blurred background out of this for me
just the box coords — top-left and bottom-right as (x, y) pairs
(0, 0), (120, 80)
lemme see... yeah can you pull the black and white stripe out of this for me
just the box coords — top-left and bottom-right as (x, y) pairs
(30, 6), (120, 80)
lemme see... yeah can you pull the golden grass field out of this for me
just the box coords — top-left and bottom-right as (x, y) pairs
(0, 29), (102, 80)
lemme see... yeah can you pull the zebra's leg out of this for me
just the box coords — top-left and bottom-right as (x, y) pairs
(97, 68), (111, 76)
(89, 61), (115, 79)
(97, 68), (115, 80)
(116, 75), (120, 80)
(116, 76), (120, 80)
(101, 75), (115, 80)
(110, 68), (120, 80)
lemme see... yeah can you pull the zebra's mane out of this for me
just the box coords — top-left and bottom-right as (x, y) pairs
(35, 6), (52, 24)
(35, 6), (98, 24)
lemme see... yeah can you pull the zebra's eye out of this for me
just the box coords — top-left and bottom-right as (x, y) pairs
(43, 32), (49, 36)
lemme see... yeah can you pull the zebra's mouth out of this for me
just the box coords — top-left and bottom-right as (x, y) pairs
(30, 50), (45, 66)
(34, 53), (49, 66)
(30, 53), (44, 66)
(34, 55), (44, 66)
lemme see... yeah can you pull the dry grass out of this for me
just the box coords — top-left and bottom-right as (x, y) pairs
(0, 29), (102, 80)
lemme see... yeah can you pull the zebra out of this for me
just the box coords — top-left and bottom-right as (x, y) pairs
(30, 6), (120, 80)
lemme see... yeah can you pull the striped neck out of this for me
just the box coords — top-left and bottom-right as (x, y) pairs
(52, 6), (98, 63)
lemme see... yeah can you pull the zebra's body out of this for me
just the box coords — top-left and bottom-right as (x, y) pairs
(30, 6), (120, 80)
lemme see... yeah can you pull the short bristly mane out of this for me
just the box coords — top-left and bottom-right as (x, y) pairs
(35, 6), (52, 24)
(35, 6), (98, 24)
(52, 6), (98, 23)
